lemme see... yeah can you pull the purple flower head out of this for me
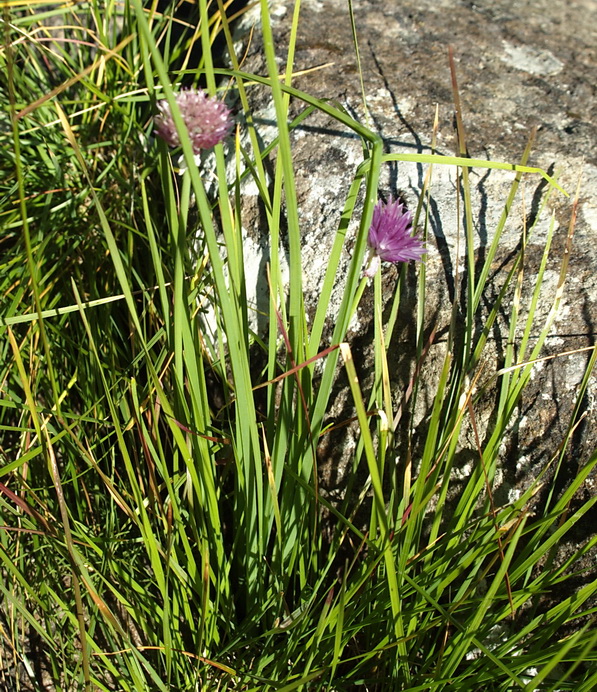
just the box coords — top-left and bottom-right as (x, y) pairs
(155, 88), (233, 153)
(364, 197), (426, 277)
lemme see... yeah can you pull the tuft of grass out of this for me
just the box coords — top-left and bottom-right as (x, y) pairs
(0, 0), (595, 690)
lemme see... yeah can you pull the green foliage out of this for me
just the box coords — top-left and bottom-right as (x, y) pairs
(0, 0), (594, 690)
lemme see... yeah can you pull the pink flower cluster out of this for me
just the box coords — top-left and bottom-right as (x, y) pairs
(364, 197), (426, 277)
(155, 88), (233, 153)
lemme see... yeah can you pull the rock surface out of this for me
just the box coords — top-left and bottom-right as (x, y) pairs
(233, 0), (596, 512)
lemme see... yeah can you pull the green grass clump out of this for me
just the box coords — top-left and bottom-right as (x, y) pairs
(0, 1), (595, 690)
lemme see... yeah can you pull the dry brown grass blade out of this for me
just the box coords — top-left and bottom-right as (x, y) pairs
(16, 33), (134, 120)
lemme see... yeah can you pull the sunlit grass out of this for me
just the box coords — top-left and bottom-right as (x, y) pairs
(0, 0), (595, 690)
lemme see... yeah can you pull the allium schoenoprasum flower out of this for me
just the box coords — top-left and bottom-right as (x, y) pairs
(154, 88), (233, 153)
(363, 197), (426, 277)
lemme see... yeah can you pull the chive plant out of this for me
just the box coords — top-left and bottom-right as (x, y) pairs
(0, 1), (595, 690)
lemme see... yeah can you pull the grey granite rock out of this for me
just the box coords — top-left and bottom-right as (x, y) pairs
(232, 0), (597, 510)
